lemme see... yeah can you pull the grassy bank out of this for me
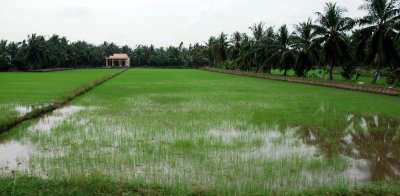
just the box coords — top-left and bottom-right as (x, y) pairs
(1, 176), (399, 195)
(1, 69), (399, 194)
(269, 68), (389, 86)
(204, 67), (400, 96)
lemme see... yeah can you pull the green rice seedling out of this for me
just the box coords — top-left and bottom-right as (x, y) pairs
(0, 69), (125, 133)
(1, 69), (400, 194)
(0, 69), (121, 129)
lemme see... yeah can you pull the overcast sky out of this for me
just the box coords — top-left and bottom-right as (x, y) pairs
(0, 0), (365, 47)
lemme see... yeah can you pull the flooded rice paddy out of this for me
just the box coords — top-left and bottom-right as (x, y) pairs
(15, 105), (33, 116)
(1, 105), (399, 192)
(29, 105), (83, 134)
(300, 114), (400, 182)
(1, 69), (400, 193)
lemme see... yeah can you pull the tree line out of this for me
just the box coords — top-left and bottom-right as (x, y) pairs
(206, 0), (400, 84)
(0, 0), (399, 85)
(0, 35), (209, 71)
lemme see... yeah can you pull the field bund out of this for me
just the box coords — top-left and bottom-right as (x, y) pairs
(0, 69), (399, 195)
(203, 67), (400, 96)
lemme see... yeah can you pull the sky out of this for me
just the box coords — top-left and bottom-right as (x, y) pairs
(0, 0), (365, 47)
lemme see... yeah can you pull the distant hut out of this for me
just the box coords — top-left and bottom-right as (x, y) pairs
(105, 54), (130, 67)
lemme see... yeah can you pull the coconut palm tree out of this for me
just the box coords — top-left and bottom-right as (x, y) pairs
(183, 43), (208, 67)
(204, 33), (228, 67)
(0, 40), (10, 70)
(67, 41), (89, 67)
(292, 19), (320, 77)
(214, 32), (229, 63)
(267, 25), (295, 76)
(249, 22), (271, 72)
(250, 22), (266, 42)
(229, 31), (242, 64)
(25, 34), (48, 69)
(0, 40), (7, 54)
(237, 33), (254, 71)
(262, 27), (277, 74)
(353, 0), (400, 84)
(312, 2), (355, 80)
(47, 34), (68, 68)
(205, 36), (217, 66)
(100, 42), (121, 57)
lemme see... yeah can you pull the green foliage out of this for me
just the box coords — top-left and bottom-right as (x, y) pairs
(216, 60), (236, 70)
(200, 0), (399, 84)
(292, 19), (320, 77)
(266, 25), (296, 76)
(205, 33), (229, 66)
(130, 43), (207, 67)
(387, 68), (400, 86)
(341, 64), (357, 80)
(1, 175), (399, 195)
(0, 0), (399, 87)
(0, 40), (11, 71)
(0, 37), (209, 71)
(353, 0), (400, 84)
(312, 2), (355, 80)
(0, 176), (175, 195)
(0, 54), (11, 71)
(308, 69), (328, 79)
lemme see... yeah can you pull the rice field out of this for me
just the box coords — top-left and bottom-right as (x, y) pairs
(1, 69), (400, 195)
(0, 69), (119, 123)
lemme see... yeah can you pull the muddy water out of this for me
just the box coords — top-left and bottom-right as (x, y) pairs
(29, 105), (83, 133)
(299, 114), (400, 181)
(0, 140), (31, 174)
(14, 104), (50, 116)
(0, 105), (84, 176)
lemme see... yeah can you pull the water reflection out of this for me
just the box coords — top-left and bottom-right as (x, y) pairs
(29, 105), (83, 133)
(298, 114), (400, 181)
(15, 105), (33, 116)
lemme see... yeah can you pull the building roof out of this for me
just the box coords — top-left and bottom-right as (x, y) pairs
(106, 53), (130, 59)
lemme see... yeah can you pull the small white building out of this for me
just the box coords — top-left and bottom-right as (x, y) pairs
(105, 54), (130, 67)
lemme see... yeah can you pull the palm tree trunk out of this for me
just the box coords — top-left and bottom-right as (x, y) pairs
(283, 68), (287, 76)
(328, 60), (334, 80)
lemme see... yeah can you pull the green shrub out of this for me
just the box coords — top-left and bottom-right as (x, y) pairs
(341, 64), (356, 80)
(387, 68), (400, 86)
(0, 54), (11, 71)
